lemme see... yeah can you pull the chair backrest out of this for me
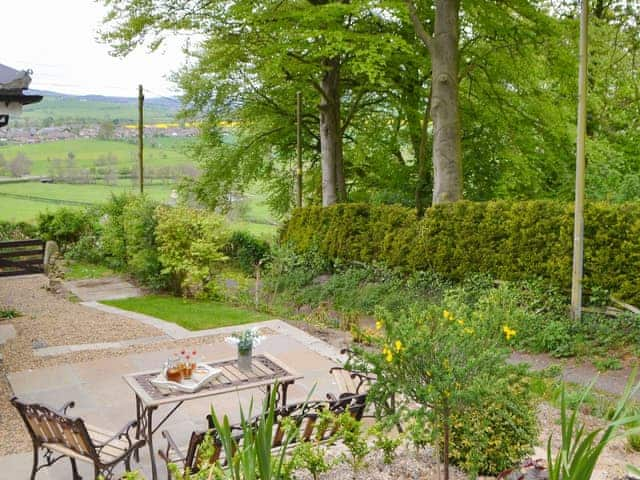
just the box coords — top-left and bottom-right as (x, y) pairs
(11, 398), (96, 461)
(192, 392), (368, 472)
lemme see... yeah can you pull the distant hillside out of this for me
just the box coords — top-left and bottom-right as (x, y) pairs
(14, 90), (181, 126)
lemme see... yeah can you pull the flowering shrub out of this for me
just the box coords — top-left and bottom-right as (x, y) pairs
(350, 306), (537, 477)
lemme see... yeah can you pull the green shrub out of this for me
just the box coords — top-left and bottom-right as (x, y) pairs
(155, 205), (228, 296)
(0, 221), (37, 240)
(225, 231), (271, 275)
(351, 306), (537, 477)
(122, 196), (165, 288)
(447, 374), (538, 475)
(100, 193), (136, 269)
(281, 201), (640, 305)
(37, 208), (97, 251)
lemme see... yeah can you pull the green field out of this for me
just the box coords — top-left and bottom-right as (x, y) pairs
(15, 94), (178, 125)
(0, 182), (175, 222)
(102, 295), (270, 330)
(0, 138), (193, 175)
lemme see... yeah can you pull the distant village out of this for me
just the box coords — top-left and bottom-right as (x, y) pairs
(0, 123), (198, 144)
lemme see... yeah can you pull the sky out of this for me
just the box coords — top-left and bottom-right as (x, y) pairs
(2, 0), (187, 98)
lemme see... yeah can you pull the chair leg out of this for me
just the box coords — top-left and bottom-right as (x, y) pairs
(30, 448), (38, 480)
(70, 458), (82, 480)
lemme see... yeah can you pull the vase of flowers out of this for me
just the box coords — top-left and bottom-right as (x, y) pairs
(226, 328), (264, 370)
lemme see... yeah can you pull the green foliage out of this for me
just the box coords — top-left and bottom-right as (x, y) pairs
(447, 374), (538, 475)
(208, 386), (297, 480)
(155, 205), (228, 295)
(336, 411), (369, 476)
(289, 441), (334, 480)
(121, 196), (164, 288)
(281, 202), (640, 305)
(225, 231), (271, 275)
(370, 423), (402, 465)
(0, 307), (20, 320)
(0, 221), (37, 240)
(350, 306), (536, 476)
(546, 372), (640, 480)
(37, 208), (97, 251)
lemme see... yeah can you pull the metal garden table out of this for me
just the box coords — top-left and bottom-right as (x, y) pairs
(123, 353), (301, 480)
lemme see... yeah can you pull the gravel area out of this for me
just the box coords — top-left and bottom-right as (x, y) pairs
(0, 275), (161, 349)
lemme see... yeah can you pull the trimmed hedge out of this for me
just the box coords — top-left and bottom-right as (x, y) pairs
(280, 201), (640, 305)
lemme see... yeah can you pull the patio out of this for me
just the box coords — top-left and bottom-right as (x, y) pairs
(0, 276), (345, 479)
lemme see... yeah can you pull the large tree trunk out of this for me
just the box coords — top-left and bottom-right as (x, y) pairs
(429, 0), (463, 204)
(319, 57), (343, 206)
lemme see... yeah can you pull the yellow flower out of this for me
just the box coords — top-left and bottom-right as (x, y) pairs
(375, 320), (383, 330)
(382, 346), (393, 363)
(457, 319), (465, 326)
(394, 340), (403, 352)
(502, 325), (516, 341)
(463, 327), (475, 335)
(443, 310), (452, 320)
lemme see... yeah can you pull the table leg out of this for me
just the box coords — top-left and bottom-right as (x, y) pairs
(146, 406), (158, 480)
(134, 395), (142, 462)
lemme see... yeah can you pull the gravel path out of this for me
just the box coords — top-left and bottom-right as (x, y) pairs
(0, 275), (160, 349)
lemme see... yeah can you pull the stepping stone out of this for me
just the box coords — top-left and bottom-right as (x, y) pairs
(64, 276), (143, 302)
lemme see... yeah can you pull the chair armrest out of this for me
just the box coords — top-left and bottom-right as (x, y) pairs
(158, 430), (185, 465)
(94, 420), (138, 449)
(56, 401), (75, 415)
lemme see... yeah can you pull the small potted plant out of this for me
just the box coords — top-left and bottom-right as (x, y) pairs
(226, 328), (264, 370)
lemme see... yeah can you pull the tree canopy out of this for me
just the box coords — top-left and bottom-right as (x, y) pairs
(100, 0), (640, 214)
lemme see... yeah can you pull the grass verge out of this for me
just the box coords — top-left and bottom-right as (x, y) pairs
(101, 295), (271, 330)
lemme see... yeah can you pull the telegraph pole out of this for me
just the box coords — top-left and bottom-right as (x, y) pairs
(296, 91), (303, 208)
(571, 0), (588, 320)
(138, 84), (144, 194)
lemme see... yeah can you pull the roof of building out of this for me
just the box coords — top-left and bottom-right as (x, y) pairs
(0, 64), (32, 91)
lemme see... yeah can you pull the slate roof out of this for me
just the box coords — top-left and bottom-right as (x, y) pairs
(0, 64), (31, 91)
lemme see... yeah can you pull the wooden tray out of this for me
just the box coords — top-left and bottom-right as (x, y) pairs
(150, 363), (222, 394)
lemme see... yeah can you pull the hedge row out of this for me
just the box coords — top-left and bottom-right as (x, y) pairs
(281, 201), (640, 305)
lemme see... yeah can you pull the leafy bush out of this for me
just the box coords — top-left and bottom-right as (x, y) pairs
(122, 196), (165, 288)
(350, 306), (537, 477)
(281, 201), (640, 305)
(225, 231), (271, 275)
(0, 221), (37, 240)
(155, 205), (228, 296)
(100, 193), (136, 269)
(447, 374), (538, 475)
(37, 208), (97, 251)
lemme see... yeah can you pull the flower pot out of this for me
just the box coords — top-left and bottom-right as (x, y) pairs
(238, 347), (253, 370)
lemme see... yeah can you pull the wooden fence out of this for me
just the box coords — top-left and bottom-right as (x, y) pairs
(0, 239), (45, 277)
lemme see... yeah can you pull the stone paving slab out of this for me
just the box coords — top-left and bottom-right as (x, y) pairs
(1, 327), (345, 480)
(64, 276), (143, 302)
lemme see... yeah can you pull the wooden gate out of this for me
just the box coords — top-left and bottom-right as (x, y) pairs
(0, 239), (45, 277)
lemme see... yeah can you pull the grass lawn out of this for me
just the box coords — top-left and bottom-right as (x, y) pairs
(102, 295), (271, 330)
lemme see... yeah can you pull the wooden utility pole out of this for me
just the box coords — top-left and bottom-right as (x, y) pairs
(296, 91), (303, 208)
(138, 84), (144, 194)
(571, 0), (588, 320)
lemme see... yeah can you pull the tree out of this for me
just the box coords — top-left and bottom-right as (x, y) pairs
(9, 153), (32, 177)
(406, 0), (463, 204)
